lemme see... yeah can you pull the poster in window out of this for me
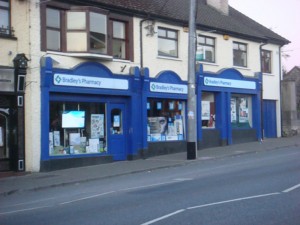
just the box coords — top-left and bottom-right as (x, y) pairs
(148, 117), (167, 135)
(0, 127), (3, 147)
(157, 102), (162, 110)
(113, 115), (120, 127)
(239, 98), (249, 123)
(201, 101), (210, 120)
(169, 102), (174, 110)
(69, 133), (81, 146)
(231, 98), (237, 122)
(88, 138), (99, 153)
(49, 132), (54, 154)
(91, 114), (104, 138)
(53, 131), (60, 147)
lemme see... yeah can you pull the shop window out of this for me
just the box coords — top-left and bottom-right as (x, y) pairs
(230, 95), (252, 128)
(49, 102), (107, 156)
(196, 35), (215, 63)
(42, 4), (133, 60)
(261, 50), (272, 74)
(233, 42), (247, 67)
(147, 99), (185, 142)
(201, 92), (215, 128)
(158, 27), (178, 58)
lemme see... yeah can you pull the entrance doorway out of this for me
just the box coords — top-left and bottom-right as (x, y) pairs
(0, 108), (10, 171)
(108, 103), (127, 160)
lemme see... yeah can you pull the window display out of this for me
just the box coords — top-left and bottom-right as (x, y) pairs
(231, 95), (252, 128)
(147, 99), (185, 142)
(49, 102), (107, 156)
(201, 92), (215, 128)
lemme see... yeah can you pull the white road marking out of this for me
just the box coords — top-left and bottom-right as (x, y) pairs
(119, 180), (182, 192)
(59, 191), (116, 205)
(141, 209), (186, 225)
(282, 183), (300, 193)
(0, 206), (52, 215)
(187, 192), (280, 210)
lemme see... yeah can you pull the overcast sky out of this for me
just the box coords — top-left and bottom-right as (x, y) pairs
(229, 0), (300, 71)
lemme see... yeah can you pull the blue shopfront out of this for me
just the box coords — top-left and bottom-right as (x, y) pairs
(197, 65), (262, 148)
(40, 57), (143, 171)
(140, 68), (188, 157)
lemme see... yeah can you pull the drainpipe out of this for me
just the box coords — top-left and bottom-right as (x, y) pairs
(279, 46), (283, 137)
(259, 42), (267, 140)
(140, 18), (150, 68)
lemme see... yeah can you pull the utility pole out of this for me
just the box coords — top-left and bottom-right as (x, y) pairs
(187, 0), (197, 160)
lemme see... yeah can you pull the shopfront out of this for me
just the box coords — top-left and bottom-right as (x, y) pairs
(197, 65), (262, 148)
(40, 57), (142, 171)
(141, 69), (188, 156)
(0, 62), (26, 171)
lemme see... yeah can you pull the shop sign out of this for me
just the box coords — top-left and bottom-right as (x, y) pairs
(204, 77), (256, 90)
(150, 82), (188, 94)
(54, 73), (128, 90)
(0, 69), (15, 92)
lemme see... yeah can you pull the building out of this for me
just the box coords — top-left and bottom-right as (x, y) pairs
(281, 66), (300, 136)
(0, 0), (30, 171)
(0, 0), (289, 172)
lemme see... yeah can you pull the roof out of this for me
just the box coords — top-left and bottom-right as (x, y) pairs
(69, 0), (290, 45)
(283, 66), (300, 81)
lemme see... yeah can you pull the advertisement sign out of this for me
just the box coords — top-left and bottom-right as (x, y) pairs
(204, 77), (256, 90)
(150, 82), (188, 94)
(91, 114), (104, 138)
(54, 73), (129, 90)
(201, 101), (210, 120)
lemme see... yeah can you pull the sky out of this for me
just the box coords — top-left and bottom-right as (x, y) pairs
(229, 0), (300, 72)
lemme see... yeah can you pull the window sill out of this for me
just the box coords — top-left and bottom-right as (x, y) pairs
(0, 35), (17, 40)
(263, 72), (275, 76)
(113, 58), (132, 63)
(157, 56), (182, 61)
(233, 66), (250, 71)
(47, 51), (113, 61)
(196, 61), (218, 67)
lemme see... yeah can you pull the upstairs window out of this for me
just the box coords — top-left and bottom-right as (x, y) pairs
(261, 50), (272, 74)
(158, 27), (178, 58)
(112, 20), (126, 59)
(46, 8), (61, 51)
(0, 0), (13, 36)
(42, 5), (133, 60)
(196, 35), (215, 63)
(233, 42), (247, 67)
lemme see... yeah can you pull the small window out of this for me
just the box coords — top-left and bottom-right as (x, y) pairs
(233, 42), (247, 67)
(261, 50), (272, 73)
(0, 0), (12, 36)
(196, 35), (215, 63)
(158, 27), (178, 58)
(46, 8), (61, 51)
(112, 21), (126, 59)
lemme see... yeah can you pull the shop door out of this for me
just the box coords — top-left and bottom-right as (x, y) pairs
(263, 100), (277, 138)
(0, 108), (10, 171)
(108, 103), (127, 160)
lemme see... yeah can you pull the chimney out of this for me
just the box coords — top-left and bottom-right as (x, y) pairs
(207, 0), (229, 15)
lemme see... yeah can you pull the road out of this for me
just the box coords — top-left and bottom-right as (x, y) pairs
(0, 146), (300, 225)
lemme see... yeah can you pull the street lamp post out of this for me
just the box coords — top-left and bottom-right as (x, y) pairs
(187, 0), (197, 160)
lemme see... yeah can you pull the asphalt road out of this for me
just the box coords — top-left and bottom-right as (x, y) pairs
(1, 146), (300, 225)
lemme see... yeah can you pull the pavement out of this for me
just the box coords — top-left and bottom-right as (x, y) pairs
(1, 135), (300, 197)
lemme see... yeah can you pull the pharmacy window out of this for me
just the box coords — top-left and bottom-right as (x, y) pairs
(196, 35), (215, 63)
(233, 42), (247, 67)
(230, 95), (253, 128)
(158, 27), (178, 58)
(49, 102), (107, 156)
(201, 92), (216, 128)
(147, 99), (185, 142)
